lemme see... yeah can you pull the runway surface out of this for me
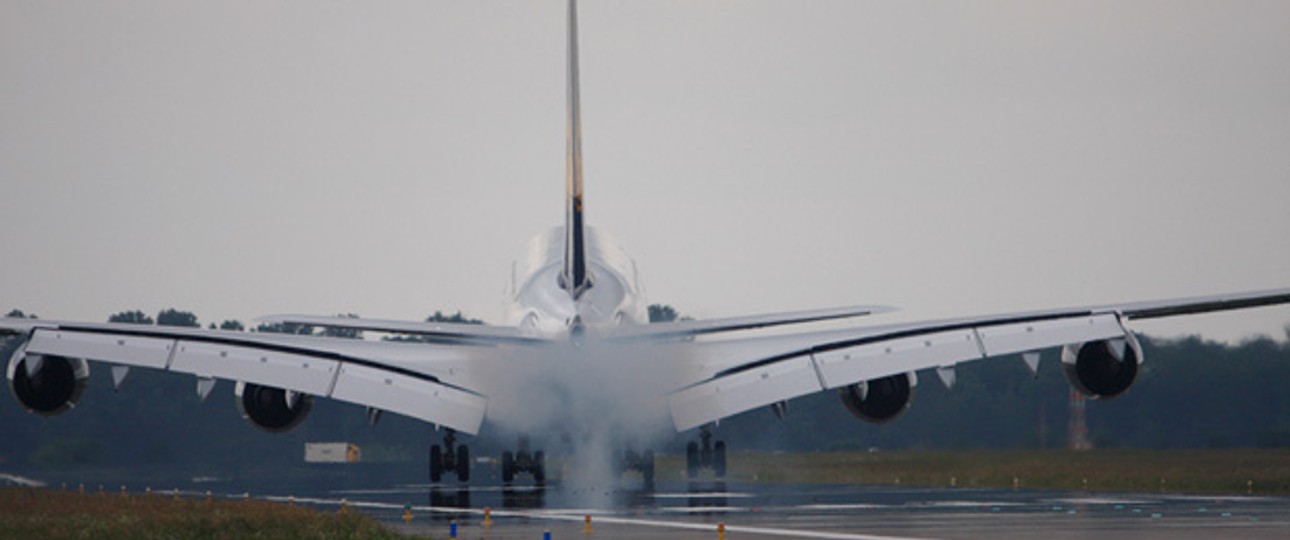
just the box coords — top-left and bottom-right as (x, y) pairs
(270, 481), (1290, 539)
(16, 466), (1288, 539)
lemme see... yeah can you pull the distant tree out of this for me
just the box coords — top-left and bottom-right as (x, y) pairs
(5, 309), (37, 319)
(383, 310), (483, 342)
(649, 304), (679, 323)
(426, 311), (484, 325)
(320, 314), (362, 340)
(156, 309), (199, 328)
(219, 320), (245, 332)
(255, 322), (314, 335)
(108, 310), (154, 325)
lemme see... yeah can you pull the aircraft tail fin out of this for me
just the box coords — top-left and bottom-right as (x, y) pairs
(561, 0), (591, 299)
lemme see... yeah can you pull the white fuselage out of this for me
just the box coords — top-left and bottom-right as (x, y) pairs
(505, 226), (649, 340)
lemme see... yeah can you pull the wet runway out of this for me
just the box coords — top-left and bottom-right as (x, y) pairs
(275, 481), (1290, 539)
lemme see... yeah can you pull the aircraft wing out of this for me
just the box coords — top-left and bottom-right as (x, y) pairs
(666, 287), (1290, 432)
(0, 319), (489, 434)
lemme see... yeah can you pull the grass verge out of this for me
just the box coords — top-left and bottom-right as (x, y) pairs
(0, 488), (405, 540)
(658, 449), (1290, 495)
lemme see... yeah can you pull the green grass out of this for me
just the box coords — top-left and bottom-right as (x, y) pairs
(658, 449), (1290, 495)
(0, 488), (406, 540)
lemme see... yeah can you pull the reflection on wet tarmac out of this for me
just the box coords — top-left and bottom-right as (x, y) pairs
(427, 486), (470, 510)
(685, 480), (728, 510)
(500, 485), (545, 509)
(422, 479), (744, 513)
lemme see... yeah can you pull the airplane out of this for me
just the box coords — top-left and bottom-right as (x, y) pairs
(4, 0), (1290, 486)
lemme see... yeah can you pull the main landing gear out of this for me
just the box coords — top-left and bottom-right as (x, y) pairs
(621, 447), (656, 488)
(501, 435), (546, 484)
(429, 429), (470, 483)
(685, 425), (726, 479)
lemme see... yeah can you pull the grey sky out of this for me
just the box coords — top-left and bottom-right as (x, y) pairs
(3, 1), (1288, 343)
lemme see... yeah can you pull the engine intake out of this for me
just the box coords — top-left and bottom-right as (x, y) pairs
(1062, 334), (1142, 399)
(8, 353), (89, 416)
(838, 372), (916, 424)
(236, 382), (312, 433)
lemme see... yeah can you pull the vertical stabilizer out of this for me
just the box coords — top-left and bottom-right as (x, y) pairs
(561, 0), (591, 299)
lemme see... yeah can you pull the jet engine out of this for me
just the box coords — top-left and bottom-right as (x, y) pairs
(7, 352), (89, 416)
(1062, 334), (1142, 399)
(838, 372), (916, 424)
(235, 382), (312, 433)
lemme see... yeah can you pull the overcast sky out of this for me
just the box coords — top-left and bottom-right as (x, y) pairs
(3, 1), (1288, 344)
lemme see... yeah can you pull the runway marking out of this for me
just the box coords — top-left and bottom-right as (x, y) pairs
(262, 494), (942, 540)
(798, 503), (888, 510)
(652, 491), (757, 499)
(917, 501), (1024, 508)
(0, 473), (46, 488)
(1047, 497), (1157, 506)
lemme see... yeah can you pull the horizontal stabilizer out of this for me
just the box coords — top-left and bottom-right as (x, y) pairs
(255, 314), (546, 345)
(610, 305), (897, 342)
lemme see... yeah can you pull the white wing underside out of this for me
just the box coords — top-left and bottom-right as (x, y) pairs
(663, 287), (1290, 431)
(0, 320), (489, 434)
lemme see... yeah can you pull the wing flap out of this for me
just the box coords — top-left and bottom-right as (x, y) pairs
(670, 356), (821, 432)
(976, 314), (1123, 357)
(812, 328), (982, 389)
(331, 363), (485, 431)
(168, 340), (340, 396)
(26, 329), (174, 370)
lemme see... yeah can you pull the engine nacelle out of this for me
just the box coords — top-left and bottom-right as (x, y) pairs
(7, 350), (89, 417)
(235, 382), (312, 433)
(838, 372), (917, 424)
(1062, 333), (1143, 399)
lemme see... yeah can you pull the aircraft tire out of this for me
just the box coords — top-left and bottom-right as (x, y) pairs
(643, 449), (656, 485)
(713, 441), (727, 478)
(456, 445), (470, 482)
(686, 442), (699, 479)
(502, 451), (515, 483)
(429, 444), (443, 483)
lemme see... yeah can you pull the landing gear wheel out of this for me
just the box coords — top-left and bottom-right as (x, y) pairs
(456, 444), (470, 482)
(429, 429), (469, 483)
(686, 426), (728, 480)
(686, 442), (700, 479)
(429, 444), (443, 483)
(502, 451), (515, 483)
(533, 451), (546, 484)
(713, 441), (727, 478)
(643, 449), (656, 486)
